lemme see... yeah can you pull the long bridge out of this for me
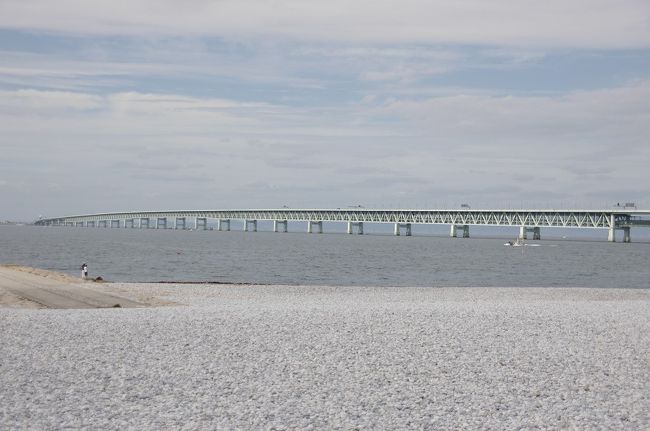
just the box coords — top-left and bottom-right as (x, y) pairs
(34, 208), (650, 242)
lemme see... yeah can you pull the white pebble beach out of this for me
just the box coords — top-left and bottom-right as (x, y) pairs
(1, 282), (649, 429)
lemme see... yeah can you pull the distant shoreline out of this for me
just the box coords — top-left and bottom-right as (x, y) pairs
(2, 264), (650, 310)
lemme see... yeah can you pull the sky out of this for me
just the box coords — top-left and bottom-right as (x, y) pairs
(1, 0), (649, 220)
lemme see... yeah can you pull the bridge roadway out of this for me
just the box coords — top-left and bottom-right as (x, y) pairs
(34, 208), (650, 242)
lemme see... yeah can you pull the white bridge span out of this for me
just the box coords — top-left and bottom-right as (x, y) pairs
(35, 208), (650, 242)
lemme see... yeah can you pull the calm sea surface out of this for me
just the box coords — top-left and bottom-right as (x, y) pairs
(1, 225), (648, 288)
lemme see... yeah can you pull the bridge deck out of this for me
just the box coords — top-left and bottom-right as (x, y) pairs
(36, 208), (650, 230)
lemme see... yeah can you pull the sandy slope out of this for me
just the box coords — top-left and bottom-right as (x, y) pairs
(0, 265), (147, 308)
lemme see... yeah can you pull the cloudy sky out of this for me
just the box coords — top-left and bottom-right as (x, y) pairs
(1, 0), (649, 220)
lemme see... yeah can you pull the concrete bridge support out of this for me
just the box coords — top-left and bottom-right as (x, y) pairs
(623, 227), (631, 243)
(110, 220), (121, 228)
(99, 220), (108, 228)
(140, 218), (150, 229)
(244, 220), (257, 232)
(450, 225), (469, 238)
(308, 221), (323, 234)
(273, 220), (288, 232)
(87, 221), (95, 228)
(194, 218), (207, 230)
(519, 226), (541, 240)
(156, 217), (167, 229)
(125, 219), (135, 228)
(394, 223), (412, 236)
(75, 222), (84, 227)
(218, 219), (231, 231)
(175, 217), (186, 230)
(607, 227), (631, 243)
(608, 214), (616, 242)
(347, 222), (364, 234)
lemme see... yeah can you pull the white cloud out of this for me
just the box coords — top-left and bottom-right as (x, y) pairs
(378, 81), (650, 149)
(0, 89), (103, 111)
(1, 0), (649, 49)
(0, 81), (648, 219)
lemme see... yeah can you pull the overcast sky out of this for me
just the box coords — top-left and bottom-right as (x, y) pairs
(1, 0), (649, 220)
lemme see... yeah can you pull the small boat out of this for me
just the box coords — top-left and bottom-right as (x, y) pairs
(504, 238), (525, 247)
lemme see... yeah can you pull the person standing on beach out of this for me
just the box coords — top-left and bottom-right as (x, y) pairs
(81, 263), (88, 280)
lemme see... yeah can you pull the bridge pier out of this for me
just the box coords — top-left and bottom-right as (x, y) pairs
(124, 219), (135, 228)
(140, 218), (150, 229)
(99, 220), (108, 228)
(347, 222), (364, 234)
(623, 227), (631, 243)
(244, 220), (257, 232)
(87, 221), (95, 228)
(519, 226), (540, 240)
(194, 218), (207, 230)
(308, 221), (323, 234)
(75, 222), (84, 227)
(156, 217), (167, 229)
(608, 214), (616, 242)
(175, 217), (186, 230)
(450, 225), (469, 238)
(273, 220), (288, 232)
(110, 220), (121, 228)
(394, 223), (412, 236)
(218, 219), (231, 231)
(607, 227), (631, 243)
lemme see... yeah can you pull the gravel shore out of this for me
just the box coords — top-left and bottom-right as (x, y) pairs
(1, 283), (649, 429)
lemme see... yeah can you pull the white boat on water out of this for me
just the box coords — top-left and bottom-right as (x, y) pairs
(504, 238), (525, 247)
(504, 238), (541, 247)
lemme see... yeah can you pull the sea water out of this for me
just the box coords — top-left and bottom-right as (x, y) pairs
(1, 225), (648, 288)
